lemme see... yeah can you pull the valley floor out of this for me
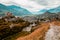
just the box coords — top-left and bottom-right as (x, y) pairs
(16, 21), (60, 40)
(3, 20), (60, 40)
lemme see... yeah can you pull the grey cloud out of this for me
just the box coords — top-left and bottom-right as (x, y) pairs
(30, 0), (49, 6)
(30, 0), (60, 6)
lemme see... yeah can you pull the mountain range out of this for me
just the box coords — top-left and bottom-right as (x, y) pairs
(0, 3), (60, 22)
(37, 6), (60, 14)
(22, 11), (60, 23)
(0, 3), (60, 17)
(36, 11), (58, 19)
(0, 4), (32, 16)
(48, 6), (60, 13)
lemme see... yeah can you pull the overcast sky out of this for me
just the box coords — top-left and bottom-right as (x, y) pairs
(0, 0), (60, 12)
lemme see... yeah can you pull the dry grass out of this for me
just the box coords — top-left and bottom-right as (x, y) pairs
(2, 20), (60, 40)
(16, 22), (50, 40)
(16, 21), (60, 40)
(3, 31), (31, 40)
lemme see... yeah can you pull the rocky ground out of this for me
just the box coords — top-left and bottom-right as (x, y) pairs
(16, 20), (60, 40)
(1, 12), (60, 40)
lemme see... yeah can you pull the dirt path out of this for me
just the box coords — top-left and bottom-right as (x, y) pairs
(16, 22), (50, 40)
